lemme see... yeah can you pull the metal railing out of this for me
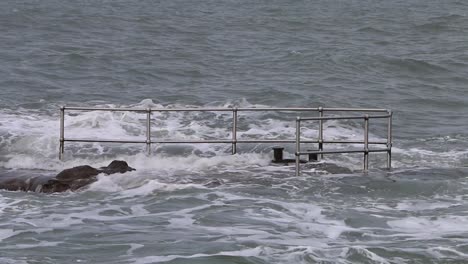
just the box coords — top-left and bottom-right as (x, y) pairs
(59, 106), (392, 174)
(295, 110), (393, 175)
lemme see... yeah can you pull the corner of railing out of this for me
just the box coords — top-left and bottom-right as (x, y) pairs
(59, 106), (65, 161)
(386, 109), (393, 170)
(145, 108), (152, 156)
(231, 107), (238, 155)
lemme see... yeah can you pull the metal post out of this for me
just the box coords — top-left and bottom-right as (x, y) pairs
(387, 111), (392, 169)
(59, 106), (65, 160)
(232, 108), (238, 155)
(364, 115), (369, 171)
(295, 117), (301, 176)
(318, 106), (324, 159)
(146, 108), (151, 155)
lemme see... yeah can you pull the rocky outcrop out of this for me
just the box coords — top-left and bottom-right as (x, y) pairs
(0, 160), (135, 193)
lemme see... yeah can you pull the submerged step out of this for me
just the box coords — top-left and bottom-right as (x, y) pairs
(271, 146), (316, 164)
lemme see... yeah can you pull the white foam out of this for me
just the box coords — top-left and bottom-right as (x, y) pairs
(395, 200), (460, 211)
(341, 246), (391, 264)
(192, 192), (354, 240)
(387, 216), (468, 238)
(392, 139), (468, 168)
(107, 179), (202, 197)
(427, 246), (468, 258)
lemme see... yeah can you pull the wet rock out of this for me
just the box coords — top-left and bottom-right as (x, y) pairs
(56, 165), (101, 182)
(99, 160), (135, 174)
(0, 160), (135, 193)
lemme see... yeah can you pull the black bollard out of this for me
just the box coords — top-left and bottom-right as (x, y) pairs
(272, 147), (284, 163)
(308, 151), (318, 162)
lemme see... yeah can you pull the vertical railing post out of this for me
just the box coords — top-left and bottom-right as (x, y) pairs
(364, 114), (369, 171)
(146, 108), (151, 155)
(387, 110), (392, 169)
(59, 106), (65, 160)
(232, 108), (238, 155)
(295, 117), (301, 176)
(318, 106), (324, 159)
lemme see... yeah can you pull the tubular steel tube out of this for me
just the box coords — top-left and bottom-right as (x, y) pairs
(295, 117), (301, 176)
(232, 108), (238, 155)
(322, 140), (387, 145)
(65, 139), (147, 144)
(63, 106), (389, 113)
(151, 108), (232, 112)
(322, 108), (389, 112)
(237, 139), (315, 143)
(364, 115), (369, 171)
(300, 114), (391, 121)
(64, 106), (147, 112)
(300, 149), (387, 155)
(146, 108), (151, 155)
(152, 139), (233, 144)
(319, 107), (324, 159)
(63, 139), (390, 145)
(235, 139), (387, 144)
(387, 111), (393, 169)
(237, 107), (319, 112)
(59, 106), (65, 160)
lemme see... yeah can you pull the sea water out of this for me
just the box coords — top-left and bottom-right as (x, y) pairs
(1, 1), (468, 263)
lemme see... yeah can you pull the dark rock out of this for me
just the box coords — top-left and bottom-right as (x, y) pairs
(56, 165), (101, 182)
(0, 160), (135, 193)
(41, 179), (72, 193)
(100, 160), (135, 174)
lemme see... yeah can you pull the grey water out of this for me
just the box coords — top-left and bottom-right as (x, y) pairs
(1, 0), (468, 263)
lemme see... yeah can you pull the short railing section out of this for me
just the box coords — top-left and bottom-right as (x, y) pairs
(59, 106), (392, 175)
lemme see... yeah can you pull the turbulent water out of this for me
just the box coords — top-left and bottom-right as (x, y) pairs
(1, 0), (468, 263)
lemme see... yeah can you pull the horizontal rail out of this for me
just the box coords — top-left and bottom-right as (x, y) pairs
(63, 106), (148, 112)
(65, 139), (147, 144)
(62, 106), (390, 113)
(237, 139), (387, 144)
(148, 139), (233, 144)
(299, 148), (389, 155)
(63, 107), (320, 112)
(237, 107), (388, 112)
(295, 110), (393, 175)
(321, 108), (389, 112)
(63, 138), (388, 145)
(299, 114), (391, 121)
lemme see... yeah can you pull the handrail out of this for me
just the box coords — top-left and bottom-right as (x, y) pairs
(62, 106), (389, 112)
(59, 106), (392, 175)
(295, 112), (393, 175)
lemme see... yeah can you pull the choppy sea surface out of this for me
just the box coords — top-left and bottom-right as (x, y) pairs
(1, 1), (468, 263)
